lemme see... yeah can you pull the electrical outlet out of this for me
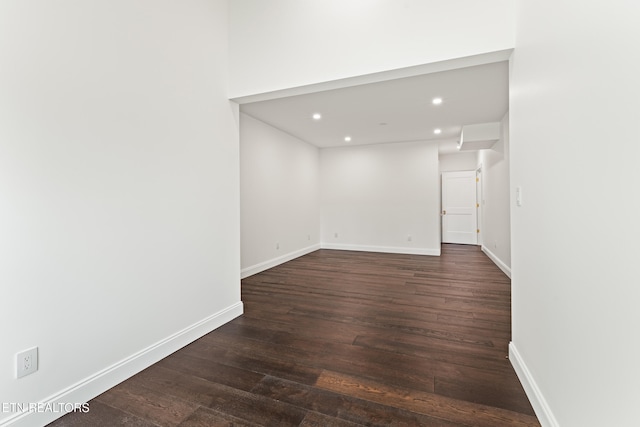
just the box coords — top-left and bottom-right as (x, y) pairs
(334, 232), (338, 238)
(276, 242), (280, 250)
(407, 235), (412, 242)
(307, 234), (311, 241)
(16, 347), (38, 378)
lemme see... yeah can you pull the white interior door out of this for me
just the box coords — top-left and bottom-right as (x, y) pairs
(442, 171), (478, 245)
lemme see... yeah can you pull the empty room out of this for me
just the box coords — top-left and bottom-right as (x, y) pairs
(1, 1), (638, 427)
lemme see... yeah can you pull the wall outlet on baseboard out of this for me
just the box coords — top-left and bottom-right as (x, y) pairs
(276, 242), (279, 250)
(407, 235), (412, 242)
(16, 347), (38, 378)
(334, 232), (338, 238)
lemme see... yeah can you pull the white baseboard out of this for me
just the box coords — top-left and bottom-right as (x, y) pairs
(509, 342), (559, 427)
(2, 302), (244, 427)
(321, 243), (440, 256)
(241, 244), (321, 279)
(481, 245), (511, 278)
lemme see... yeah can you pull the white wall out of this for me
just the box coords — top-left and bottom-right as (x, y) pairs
(510, 1), (640, 426)
(240, 119), (439, 269)
(240, 114), (320, 277)
(478, 113), (511, 276)
(321, 142), (440, 255)
(228, 0), (515, 97)
(0, 1), (241, 425)
(439, 152), (478, 172)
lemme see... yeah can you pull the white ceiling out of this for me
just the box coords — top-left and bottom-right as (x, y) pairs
(240, 61), (508, 154)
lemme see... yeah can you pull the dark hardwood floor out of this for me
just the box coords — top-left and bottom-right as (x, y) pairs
(49, 245), (539, 426)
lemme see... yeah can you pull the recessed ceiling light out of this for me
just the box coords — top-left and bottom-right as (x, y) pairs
(434, 128), (442, 135)
(432, 97), (443, 105)
(312, 113), (322, 120)
(344, 136), (352, 142)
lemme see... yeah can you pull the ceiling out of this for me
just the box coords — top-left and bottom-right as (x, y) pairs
(239, 61), (508, 154)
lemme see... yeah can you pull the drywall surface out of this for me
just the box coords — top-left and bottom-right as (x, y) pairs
(0, 1), (241, 425)
(240, 113), (320, 276)
(478, 113), (511, 274)
(229, 0), (515, 97)
(320, 141), (440, 255)
(510, 1), (640, 425)
(439, 152), (478, 172)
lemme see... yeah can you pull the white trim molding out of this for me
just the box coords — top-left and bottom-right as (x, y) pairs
(241, 244), (321, 279)
(3, 302), (244, 427)
(481, 245), (511, 278)
(509, 342), (559, 427)
(321, 243), (440, 257)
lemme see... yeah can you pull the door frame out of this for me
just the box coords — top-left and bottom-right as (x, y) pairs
(441, 170), (478, 245)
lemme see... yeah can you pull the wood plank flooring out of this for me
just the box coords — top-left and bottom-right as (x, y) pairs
(49, 245), (539, 426)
